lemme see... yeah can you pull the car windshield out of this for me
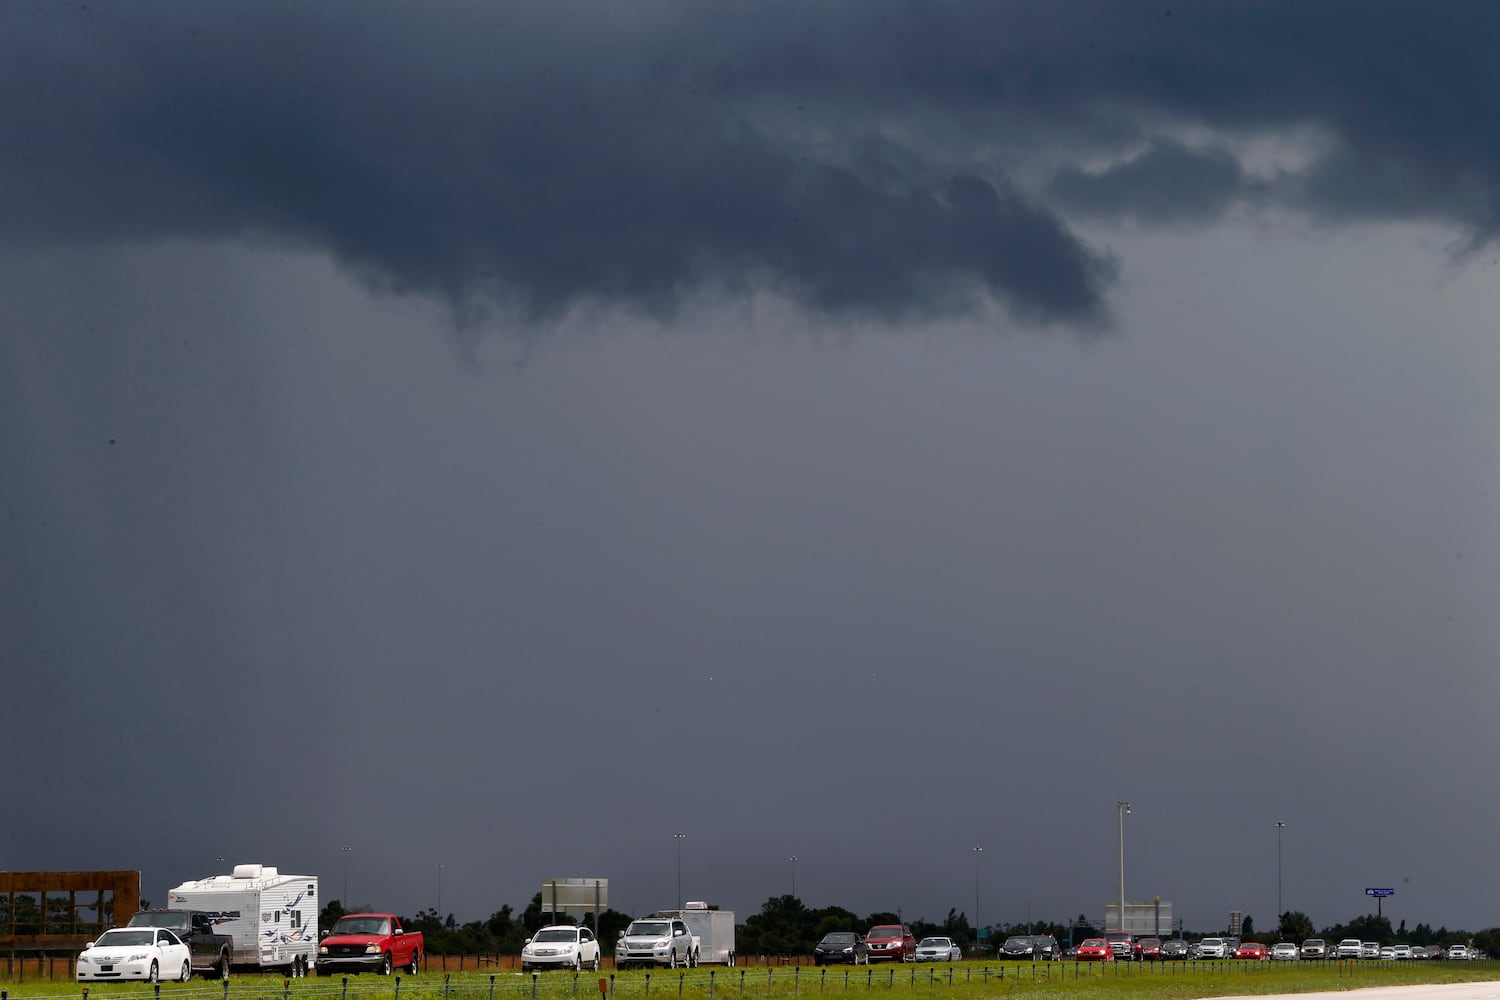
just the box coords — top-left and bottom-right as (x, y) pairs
(626, 922), (670, 937)
(96, 930), (155, 947)
(534, 929), (577, 943)
(1139, 939), (1160, 946)
(867, 927), (901, 938)
(129, 912), (191, 932)
(332, 917), (391, 935)
(820, 933), (857, 945)
(1003, 937), (1031, 947)
(1081, 939), (1106, 948)
(918, 938), (950, 948)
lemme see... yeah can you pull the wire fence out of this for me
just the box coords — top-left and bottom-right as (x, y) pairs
(4, 959), (1492, 1000)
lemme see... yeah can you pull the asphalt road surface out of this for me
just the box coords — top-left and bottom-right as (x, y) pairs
(1217, 984), (1500, 1000)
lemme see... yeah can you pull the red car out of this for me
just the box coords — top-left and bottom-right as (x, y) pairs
(1136, 938), (1163, 961)
(1235, 942), (1269, 961)
(1076, 938), (1115, 962)
(864, 925), (916, 963)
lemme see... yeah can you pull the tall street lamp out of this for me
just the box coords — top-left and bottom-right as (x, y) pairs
(437, 865), (444, 921)
(674, 833), (686, 909)
(1276, 821), (1286, 926)
(341, 845), (352, 906)
(790, 857), (798, 898)
(1116, 801), (1131, 934)
(973, 846), (983, 943)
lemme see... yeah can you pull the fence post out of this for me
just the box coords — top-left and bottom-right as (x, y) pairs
(224, 977), (231, 1000)
(680, 973), (685, 998)
(155, 983), (162, 1000)
(395, 975), (403, 1000)
(283, 977), (290, 1000)
(534, 971), (540, 1000)
(794, 966), (799, 995)
(740, 969), (745, 997)
(710, 970), (715, 997)
(342, 976), (350, 1000)
(820, 968), (826, 993)
(490, 974), (498, 1000)
(446, 973), (453, 1000)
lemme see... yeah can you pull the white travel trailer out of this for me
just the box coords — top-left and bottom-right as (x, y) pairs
(167, 864), (318, 977)
(657, 903), (736, 965)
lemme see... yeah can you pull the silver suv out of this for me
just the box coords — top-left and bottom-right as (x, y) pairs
(616, 918), (695, 969)
(1300, 939), (1327, 960)
(1197, 938), (1228, 959)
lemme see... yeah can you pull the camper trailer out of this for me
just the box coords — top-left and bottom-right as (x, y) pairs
(167, 864), (318, 977)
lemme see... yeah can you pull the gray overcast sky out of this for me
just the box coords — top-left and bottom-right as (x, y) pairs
(3, 1), (1499, 936)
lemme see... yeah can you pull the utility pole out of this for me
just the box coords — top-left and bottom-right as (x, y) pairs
(1276, 821), (1286, 931)
(973, 847), (983, 943)
(342, 845), (352, 906)
(1116, 801), (1131, 934)
(674, 833), (686, 909)
(790, 856), (798, 898)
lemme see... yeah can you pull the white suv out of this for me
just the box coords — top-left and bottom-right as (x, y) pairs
(1197, 938), (1228, 959)
(1300, 939), (1326, 960)
(520, 925), (601, 972)
(616, 918), (695, 969)
(1336, 939), (1363, 959)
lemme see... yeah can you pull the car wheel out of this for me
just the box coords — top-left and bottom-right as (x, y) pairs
(219, 952), (232, 980)
(409, 951), (420, 976)
(592, 955), (601, 972)
(148, 961), (159, 983)
(180, 961), (192, 982)
(574, 954), (583, 972)
(669, 951), (678, 969)
(380, 953), (393, 975)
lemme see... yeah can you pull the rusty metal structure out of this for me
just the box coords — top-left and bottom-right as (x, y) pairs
(1, 870), (140, 953)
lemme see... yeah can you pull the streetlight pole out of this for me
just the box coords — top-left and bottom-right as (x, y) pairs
(972, 847), (983, 943)
(1276, 821), (1286, 929)
(1116, 801), (1131, 934)
(790, 857), (798, 898)
(674, 833), (686, 909)
(341, 845), (352, 906)
(437, 865), (444, 922)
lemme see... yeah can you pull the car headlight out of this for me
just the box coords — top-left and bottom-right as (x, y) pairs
(318, 946), (329, 955)
(655, 940), (668, 949)
(129, 952), (150, 961)
(366, 944), (381, 954)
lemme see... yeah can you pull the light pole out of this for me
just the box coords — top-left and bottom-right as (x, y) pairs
(674, 833), (686, 909)
(790, 857), (798, 898)
(437, 865), (444, 922)
(1276, 821), (1286, 928)
(341, 845), (352, 906)
(1116, 801), (1131, 934)
(972, 847), (983, 942)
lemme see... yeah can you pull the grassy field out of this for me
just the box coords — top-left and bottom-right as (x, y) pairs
(5, 962), (1499, 1000)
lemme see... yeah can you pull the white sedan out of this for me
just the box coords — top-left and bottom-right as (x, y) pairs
(915, 937), (962, 962)
(78, 927), (192, 982)
(521, 925), (602, 972)
(1270, 943), (1300, 961)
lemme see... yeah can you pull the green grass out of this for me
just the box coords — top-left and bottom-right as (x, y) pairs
(5, 962), (1498, 1000)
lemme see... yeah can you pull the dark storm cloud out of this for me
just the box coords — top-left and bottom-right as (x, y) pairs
(0, 3), (1112, 327)
(2, 1), (1498, 328)
(1047, 141), (1247, 225)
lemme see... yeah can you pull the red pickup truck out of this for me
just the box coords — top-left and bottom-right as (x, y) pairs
(316, 914), (423, 976)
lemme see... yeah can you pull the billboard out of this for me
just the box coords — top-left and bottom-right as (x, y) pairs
(1103, 900), (1173, 936)
(541, 878), (608, 916)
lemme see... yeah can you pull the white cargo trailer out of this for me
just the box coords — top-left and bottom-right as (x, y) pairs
(167, 864), (318, 977)
(658, 903), (736, 965)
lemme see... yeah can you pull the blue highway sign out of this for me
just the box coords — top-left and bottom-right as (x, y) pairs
(1365, 888), (1395, 897)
